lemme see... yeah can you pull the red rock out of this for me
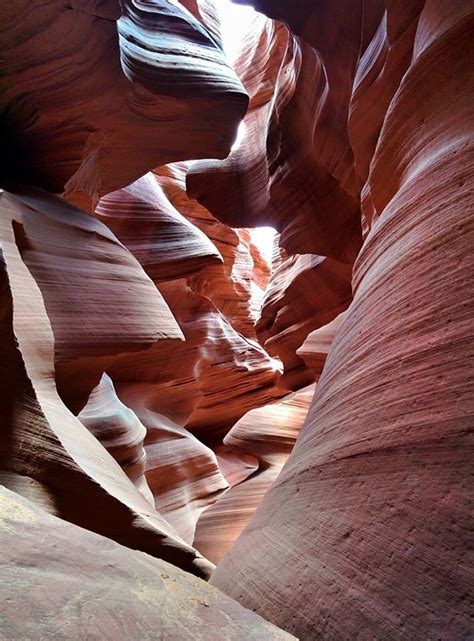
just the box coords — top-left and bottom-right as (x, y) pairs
(1, 1), (472, 637)
(296, 312), (346, 376)
(187, 8), (362, 262)
(141, 409), (229, 544)
(78, 373), (154, 504)
(224, 384), (315, 457)
(95, 173), (222, 282)
(256, 253), (353, 390)
(194, 385), (314, 563)
(156, 163), (265, 337)
(0, 0), (247, 207)
(109, 277), (282, 440)
(0, 190), (212, 578)
(213, 444), (259, 488)
(210, 2), (474, 638)
(6, 186), (182, 413)
(0, 486), (296, 640)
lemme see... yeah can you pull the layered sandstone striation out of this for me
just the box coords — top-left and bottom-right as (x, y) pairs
(194, 385), (315, 563)
(0, 0), (247, 207)
(211, 2), (474, 640)
(0, 189), (212, 578)
(1, 0), (472, 639)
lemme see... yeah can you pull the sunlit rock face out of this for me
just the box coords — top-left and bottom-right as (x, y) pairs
(0, 0), (247, 208)
(211, 2), (474, 640)
(0, 189), (211, 579)
(194, 384), (315, 564)
(0, 0), (472, 639)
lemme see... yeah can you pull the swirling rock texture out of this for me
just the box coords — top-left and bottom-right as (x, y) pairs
(211, 1), (474, 640)
(1, 0), (473, 639)
(0, 189), (211, 579)
(194, 385), (315, 564)
(187, 8), (361, 386)
(257, 253), (353, 389)
(10, 186), (183, 414)
(95, 172), (223, 282)
(78, 373), (154, 504)
(0, 0), (247, 207)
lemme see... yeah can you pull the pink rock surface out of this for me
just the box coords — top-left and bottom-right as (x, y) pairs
(109, 277), (282, 440)
(141, 408), (229, 544)
(0, 486), (296, 640)
(156, 163), (266, 336)
(78, 373), (153, 504)
(194, 385), (314, 563)
(296, 312), (346, 376)
(0, 189), (212, 578)
(8, 186), (182, 413)
(187, 13), (361, 261)
(256, 253), (352, 390)
(211, 2), (474, 638)
(0, 1), (472, 638)
(95, 173), (222, 282)
(0, 0), (247, 206)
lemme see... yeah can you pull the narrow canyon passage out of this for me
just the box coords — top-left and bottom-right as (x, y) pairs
(0, 1), (472, 640)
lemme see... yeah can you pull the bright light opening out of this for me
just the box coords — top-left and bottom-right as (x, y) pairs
(216, 0), (257, 151)
(216, 0), (258, 63)
(250, 226), (277, 264)
(231, 120), (247, 152)
(216, 1), (278, 267)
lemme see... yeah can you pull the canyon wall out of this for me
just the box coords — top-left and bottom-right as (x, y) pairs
(1, 0), (472, 640)
(210, 2), (474, 640)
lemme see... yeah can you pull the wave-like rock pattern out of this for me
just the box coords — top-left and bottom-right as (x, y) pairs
(96, 172), (222, 281)
(156, 163), (267, 336)
(78, 373), (153, 504)
(0, 189), (212, 578)
(0, 0), (472, 638)
(194, 385), (314, 564)
(0, 0), (247, 207)
(109, 277), (282, 439)
(187, 12), (362, 261)
(139, 406), (228, 544)
(211, 1), (474, 639)
(296, 312), (346, 376)
(9, 186), (182, 413)
(186, 10), (360, 379)
(257, 253), (352, 390)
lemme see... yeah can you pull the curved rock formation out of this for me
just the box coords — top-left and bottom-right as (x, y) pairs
(0, 189), (212, 578)
(0, 0), (247, 207)
(78, 373), (153, 504)
(8, 186), (182, 413)
(211, 2), (474, 639)
(296, 312), (346, 376)
(256, 253), (352, 390)
(187, 10), (361, 262)
(156, 162), (266, 336)
(194, 385), (314, 563)
(109, 277), (282, 440)
(141, 408), (229, 544)
(96, 173), (222, 282)
(1, 0), (472, 638)
(0, 486), (295, 640)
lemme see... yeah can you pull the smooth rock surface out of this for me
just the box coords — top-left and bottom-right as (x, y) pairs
(0, 189), (212, 578)
(0, 0), (247, 207)
(0, 486), (296, 641)
(211, 2), (474, 639)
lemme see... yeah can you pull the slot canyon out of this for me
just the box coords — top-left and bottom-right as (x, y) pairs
(0, 0), (473, 639)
